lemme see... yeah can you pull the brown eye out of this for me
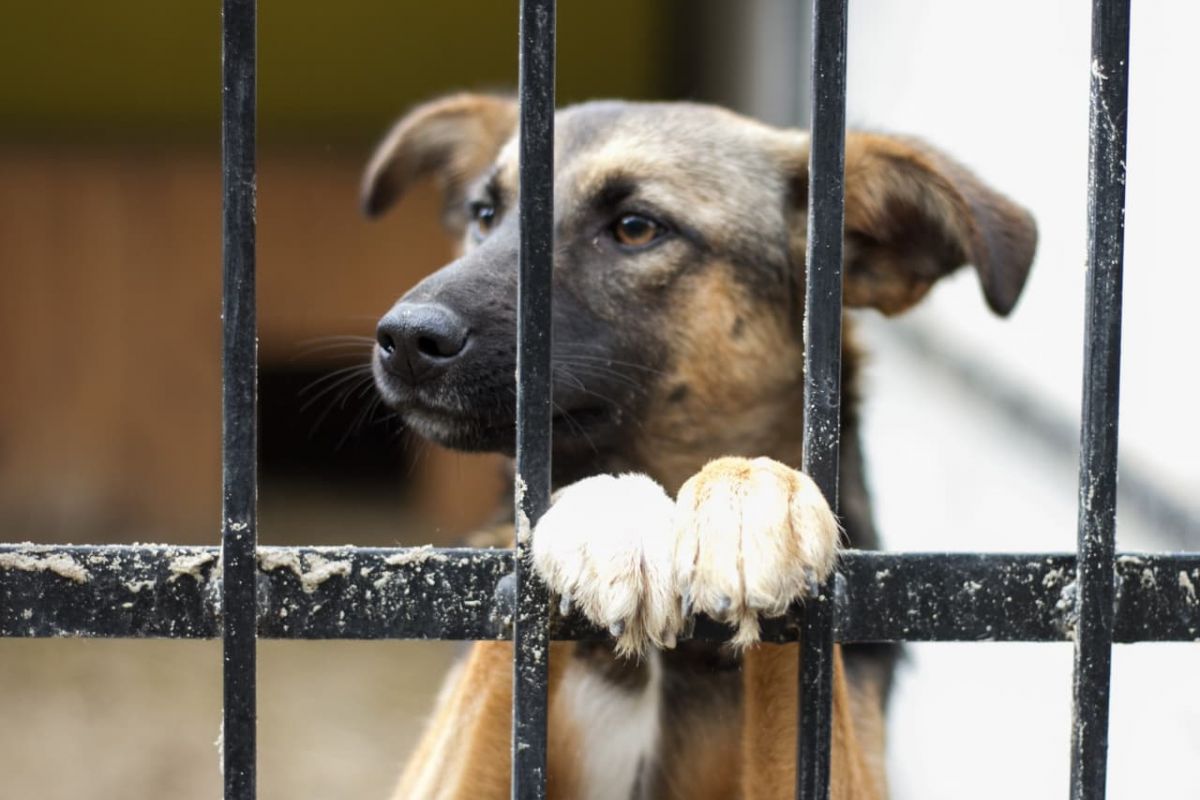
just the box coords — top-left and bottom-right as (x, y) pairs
(469, 201), (497, 237)
(612, 214), (663, 249)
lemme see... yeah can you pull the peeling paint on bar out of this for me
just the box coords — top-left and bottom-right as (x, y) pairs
(1179, 572), (1197, 604)
(258, 549), (351, 594)
(514, 474), (532, 545)
(382, 545), (448, 567)
(0, 547), (91, 584)
(170, 551), (218, 581)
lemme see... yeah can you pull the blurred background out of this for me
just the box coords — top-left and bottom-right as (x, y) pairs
(0, 1), (1195, 798)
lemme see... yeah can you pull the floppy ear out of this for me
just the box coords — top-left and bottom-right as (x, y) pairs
(793, 132), (1037, 317)
(360, 93), (518, 227)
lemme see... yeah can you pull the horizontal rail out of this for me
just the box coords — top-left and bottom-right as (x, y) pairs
(4, 545), (1198, 643)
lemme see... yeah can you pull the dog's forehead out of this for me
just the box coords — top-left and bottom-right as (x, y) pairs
(492, 101), (798, 210)
(557, 101), (779, 156)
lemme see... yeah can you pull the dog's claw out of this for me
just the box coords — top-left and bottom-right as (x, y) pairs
(558, 593), (572, 617)
(681, 590), (693, 618)
(715, 594), (733, 615)
(609, 620), (626, 638)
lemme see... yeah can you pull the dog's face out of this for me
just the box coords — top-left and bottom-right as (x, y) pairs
(363, 95), (1036, 488)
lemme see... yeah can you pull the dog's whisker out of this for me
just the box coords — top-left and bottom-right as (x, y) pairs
(296, 335), (377, 348)
(298, 367), (375, 413)
(335, 392), (385, 450)
(298, 362), (374, 394)
(365, 405), (401, 429)
(555, 361), (643, 384)
(554, 352), (665, 376)
(552, 367), (643, 397)
(295, 343), (376, 359)
(553, 347), (664, 374)
(402, 429), (430, 481)
(552, 366), (645, 411)
(552, 364), (641, 414)
(292, 335), (378, 360)
(551, 341), (616, 355)
(354, 377), (380, 400)
(551, 400), (600, 457)
(337, 374), (377, 410)
(300, 374), (375, 417)
(305, 374), (377, 436)
(553, 360), (648, 391)
(562, 381), (628, 412)
(550, 364), (588, 393)
(300, 371), (374, 417)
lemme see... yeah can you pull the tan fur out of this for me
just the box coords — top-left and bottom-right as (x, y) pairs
(390, 641), (584, 800)
(633, 265), (805, 495)
(655, 712), (744, 800)
(390, 641), (512, 799)
(742, 645), (885, 800)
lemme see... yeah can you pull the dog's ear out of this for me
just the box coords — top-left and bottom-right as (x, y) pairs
(789, 133), (1037, 316)
(360, 93), (518, 226)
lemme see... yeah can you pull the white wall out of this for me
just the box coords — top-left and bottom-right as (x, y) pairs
(847, 0), (1200, 507)
(841, 3), (1200, 797)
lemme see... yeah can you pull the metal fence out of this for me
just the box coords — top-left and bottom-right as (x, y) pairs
(1, 1), (1195, 799)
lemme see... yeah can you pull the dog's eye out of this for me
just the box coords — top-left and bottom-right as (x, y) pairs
(611, 214), (664, 249)
(469, 201), (497, 237)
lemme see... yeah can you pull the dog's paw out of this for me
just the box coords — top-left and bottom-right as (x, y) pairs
(533, 473), (680, 657)
(674, 456), (840, 648)
(533, 459), (839, 655)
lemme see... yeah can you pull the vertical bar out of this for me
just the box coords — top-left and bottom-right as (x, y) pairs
(512, 1), (555, 798)
(1070, 1), (1129, 798)
(798, 1), (847, 798)
(221, 0), (258, 798)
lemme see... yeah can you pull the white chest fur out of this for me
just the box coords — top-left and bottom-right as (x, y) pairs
(558, 652), (663, 800)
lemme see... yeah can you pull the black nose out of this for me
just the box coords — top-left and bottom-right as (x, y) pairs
(375, 303), (470, 385)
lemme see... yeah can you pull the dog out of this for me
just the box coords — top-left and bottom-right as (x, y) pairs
(362, 94), (1036, 800)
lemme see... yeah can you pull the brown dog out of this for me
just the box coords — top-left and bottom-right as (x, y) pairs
(362, 94), (1036, 800)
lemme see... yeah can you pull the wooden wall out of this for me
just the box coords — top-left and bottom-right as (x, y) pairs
(0, 148), (504, 544)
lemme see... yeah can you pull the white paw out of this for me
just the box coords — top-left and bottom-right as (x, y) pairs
(532, 458), (840, 655)
(533, 473), (680, 657)
(674, 457), (840, 648)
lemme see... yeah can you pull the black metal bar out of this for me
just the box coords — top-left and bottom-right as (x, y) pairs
(512, 1), (556, 798)
(8, 546), (1200, 643)
(799, 0), (847, 798)
(221, 0), (258, 797)
(1, 545), (222, 638)
(1071, 1), (1130, 798)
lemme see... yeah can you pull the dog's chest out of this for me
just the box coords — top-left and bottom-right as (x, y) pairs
(557, 652), (662, 800)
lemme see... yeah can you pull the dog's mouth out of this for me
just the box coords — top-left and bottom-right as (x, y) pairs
(400, 398), (616, 453)
(375, 363), (619, 454)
